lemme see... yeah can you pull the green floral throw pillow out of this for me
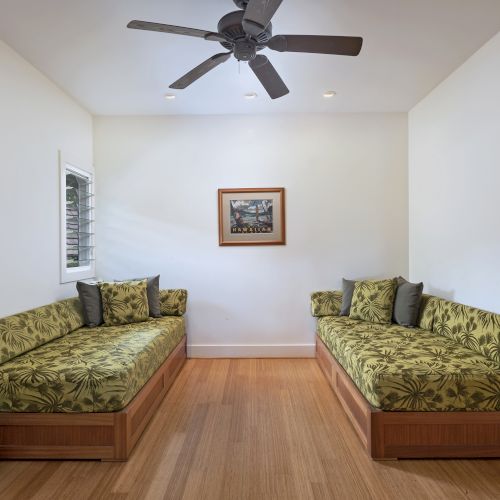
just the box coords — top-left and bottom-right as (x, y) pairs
(99, 280), (150, 326)
(349, 279), (397, 324)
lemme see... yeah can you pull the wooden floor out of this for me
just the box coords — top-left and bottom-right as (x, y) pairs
(1, 360), (500, 500)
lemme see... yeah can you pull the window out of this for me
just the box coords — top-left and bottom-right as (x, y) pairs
(60, 157), (95, 283)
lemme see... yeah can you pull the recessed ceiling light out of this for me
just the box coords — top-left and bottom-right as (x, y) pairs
(244, 92), (258, 100)
(323, 90), (337, 98)
(164, 94), (176, 100)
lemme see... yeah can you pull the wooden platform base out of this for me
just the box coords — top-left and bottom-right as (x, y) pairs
(316, 335), (500, 459)
(0, 336), (186, 461)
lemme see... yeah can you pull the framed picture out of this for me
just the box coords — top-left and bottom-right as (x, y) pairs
(218, 187), (286, 246)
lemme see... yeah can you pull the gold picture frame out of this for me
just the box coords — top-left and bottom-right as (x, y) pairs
(218, 188), (286, 246)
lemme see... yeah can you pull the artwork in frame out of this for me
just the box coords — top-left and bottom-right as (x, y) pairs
(218, 188), (286, 246)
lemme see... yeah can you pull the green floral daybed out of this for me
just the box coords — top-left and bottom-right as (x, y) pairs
(0, 289), (187, 460)
(311, 289), (500, 458)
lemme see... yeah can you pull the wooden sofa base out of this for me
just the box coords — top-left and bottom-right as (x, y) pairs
(0, 336), (187, 461)
(316, 336), (500, 459)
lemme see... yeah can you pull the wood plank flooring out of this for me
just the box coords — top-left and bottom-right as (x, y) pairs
(1, 359), (499, 499)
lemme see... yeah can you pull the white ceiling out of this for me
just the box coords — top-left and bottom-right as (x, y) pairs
(1, 0), (499, 115)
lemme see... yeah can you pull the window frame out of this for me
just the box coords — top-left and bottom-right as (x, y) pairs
(59, 153), (96, 283)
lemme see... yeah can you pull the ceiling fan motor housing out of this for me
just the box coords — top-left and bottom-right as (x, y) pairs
(217, 10), (272, 60)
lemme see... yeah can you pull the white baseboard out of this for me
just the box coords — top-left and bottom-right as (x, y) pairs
(187, 344), (316, 359)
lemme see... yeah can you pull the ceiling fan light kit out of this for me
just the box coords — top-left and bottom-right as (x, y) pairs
(127, 0), (363, 100)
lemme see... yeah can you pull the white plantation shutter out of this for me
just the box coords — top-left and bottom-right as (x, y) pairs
(60, 157), (96, 283)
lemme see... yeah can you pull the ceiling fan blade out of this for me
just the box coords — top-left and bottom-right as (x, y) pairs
(242, 0), (283, 38)
(249, 55), (289, 99)
(267, 35), (363, 56)
(169, 52), (232, 90)
(127, 20), (227, 43)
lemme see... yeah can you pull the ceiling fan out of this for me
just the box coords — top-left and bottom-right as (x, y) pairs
(127, 0), (363, 99)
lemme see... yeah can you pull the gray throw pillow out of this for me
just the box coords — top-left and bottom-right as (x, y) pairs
(340, 278), (356, 316)
(76, 281), (103, 327)
(132, 275), (162, 318)
(393, 276), (424, 327)
(145, 275), (161, 318)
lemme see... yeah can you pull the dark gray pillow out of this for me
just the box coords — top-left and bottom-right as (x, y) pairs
(340, 278), (356, 316)
(145, 275), (161, 318)
(393, 276), (424, 327)
(132, 275), (161, 318)
(76, 281), (103, 327)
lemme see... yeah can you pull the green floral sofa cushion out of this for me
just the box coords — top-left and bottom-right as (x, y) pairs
(433, 299), (500, 364)
(311, 291), (343, 317)
(417, 294), (441, 331)
(160, 289), (188, 316)
(0, 298), (84, 365)
(349, 279), (397, 325)
(317, 316), (500, 411)
(0, 316), (185, 412)
(100, 280), (150, 326)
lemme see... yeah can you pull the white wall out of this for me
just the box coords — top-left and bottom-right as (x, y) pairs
(94, 113), (408, 357)
(0, 40), (93, 317)
(409, 32), (500, 313)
